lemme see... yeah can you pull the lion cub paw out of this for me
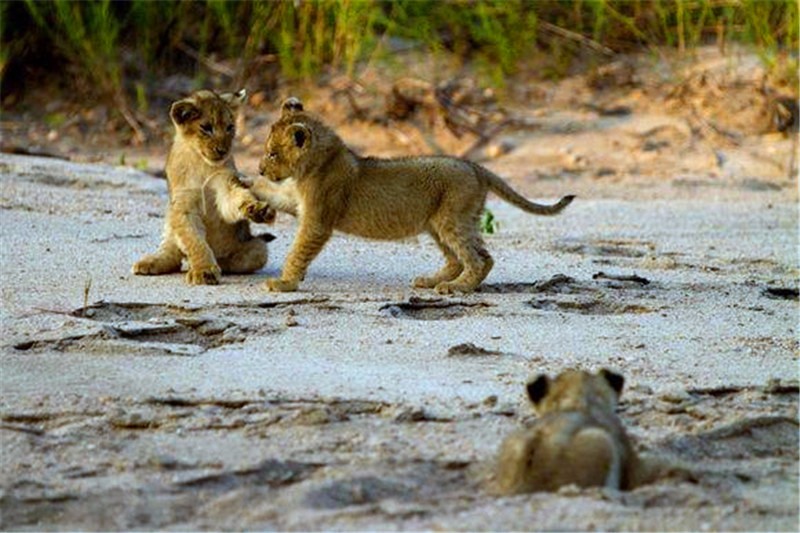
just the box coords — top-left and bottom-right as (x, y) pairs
(412, 276), (439, 289)
(186, 265), (221, 285)
(434, 281), (476, 295)
(242, 201), (276, 224)
(266, 277), (299, 292)
(132, 257), (159, 275)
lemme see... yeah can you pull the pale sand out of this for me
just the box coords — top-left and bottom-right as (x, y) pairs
(0, 152), (796, 530)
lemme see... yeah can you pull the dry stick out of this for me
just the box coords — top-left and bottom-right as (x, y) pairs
(460, 116), (546, 161)
(459, 118), (514, 161)
(592, 271), (650, 285)
(409, 120), (446, 155)
(176, 42), (237, 78)
(335, 86), (370, 121)
(538, 21), (616, 57)
(28, 307), (77, 317)
(82, 278), (92, 318)
(690, 104), (741, 147)
(114, 93), (148, 145)
(0, 145), (69, 160)
(0, 423), (45, 436)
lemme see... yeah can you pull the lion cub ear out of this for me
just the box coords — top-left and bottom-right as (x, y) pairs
(599, 368), (625, 396)
(220, 89), (247, 109)
(170, 99), (201, 125)
(287, 123), (311, 149)
(281, 97), (304, 117)
(526, 374), (550, 406)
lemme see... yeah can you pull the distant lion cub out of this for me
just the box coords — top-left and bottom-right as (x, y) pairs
(495, 369), (668, 494)
(258, 97), (574, 294)
(133, 89), (275, 285)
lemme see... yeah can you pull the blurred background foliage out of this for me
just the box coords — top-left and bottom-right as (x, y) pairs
(1, 0), (796, 137)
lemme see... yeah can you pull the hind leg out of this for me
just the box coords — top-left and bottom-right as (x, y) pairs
(218, 238), (268, 274)
(433, 223), (493, 294)
(132, 238), (183, 275)
(413, 229), (463, 289)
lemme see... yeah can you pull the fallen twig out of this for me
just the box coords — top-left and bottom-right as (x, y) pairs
(90, 233), (147, 243)
(176, 42), (236, 78)
(0, 423), (45, 436)
(459, 118), (514, 161)
(0, 145), (69, 160)
(82, 277), (92, 318)
(593, 271), (650, 285)
(689, 103), (741, 147)
(538, 21), (615, 57)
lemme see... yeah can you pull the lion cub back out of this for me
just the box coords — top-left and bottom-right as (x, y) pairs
(495, 369), (634, 494)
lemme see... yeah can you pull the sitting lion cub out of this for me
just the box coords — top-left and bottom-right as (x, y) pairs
(495, 369), (669, 494)
(257, 97), (574, 294)
(133, 89), (275, 285)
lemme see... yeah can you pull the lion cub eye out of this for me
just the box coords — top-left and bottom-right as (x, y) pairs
(268, 152), (278, 161)
(226, 124), (235, 134)
(200, 123), (214, 135)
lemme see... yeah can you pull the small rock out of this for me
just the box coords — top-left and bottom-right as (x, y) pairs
(393, 407), (427, 423)
(486, 139), (516, 159)
(197, 319), (233, 336)
(447, 342), (501, 357)
(594, 167), (616, 178)
(659, 389), (691, 404)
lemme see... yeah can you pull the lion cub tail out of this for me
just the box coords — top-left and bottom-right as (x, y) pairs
(475, 164), (575, 215)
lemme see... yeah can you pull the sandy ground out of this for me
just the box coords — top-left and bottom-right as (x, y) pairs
(1, 146), (797, 531)
(1, 51), (798, 530)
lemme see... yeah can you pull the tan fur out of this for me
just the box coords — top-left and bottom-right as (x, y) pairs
(495, 369), (671, 494)
(257, 97), (574, 294)
(133, 89), (275, 285)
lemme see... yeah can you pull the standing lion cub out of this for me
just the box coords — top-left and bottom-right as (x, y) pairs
(133, 89), (275, 285)
(257, 97), (574, 294)
(495, 369), (674, 494)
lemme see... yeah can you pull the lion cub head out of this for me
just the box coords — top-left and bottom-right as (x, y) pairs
(526, 368), (624, 415)
(258, 97), (343, 182)
(170, 89), (246, 166)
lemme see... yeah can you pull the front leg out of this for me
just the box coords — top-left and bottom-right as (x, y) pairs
(267, 220), (331, 292)
(213, 172), (276, 224)
(169, 206), (221, 285)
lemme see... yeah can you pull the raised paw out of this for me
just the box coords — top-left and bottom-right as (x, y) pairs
(266, 277), (299, 292)
(242, 201), (276, 224)
(186, 265), (221, 285)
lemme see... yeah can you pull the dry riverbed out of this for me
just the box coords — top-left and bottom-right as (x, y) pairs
(0, 149), (797, 530)
(1, 49), (798, 529)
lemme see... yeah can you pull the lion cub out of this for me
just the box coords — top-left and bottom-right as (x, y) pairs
(133, 89), (275, 285)
(257, 98), (574, 294)
(495, 369), (662, 494)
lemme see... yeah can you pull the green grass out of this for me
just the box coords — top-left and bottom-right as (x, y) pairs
(2, 0), (796, 126)
(24, 0), (122, 96)
(480, 209), (498, 235)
